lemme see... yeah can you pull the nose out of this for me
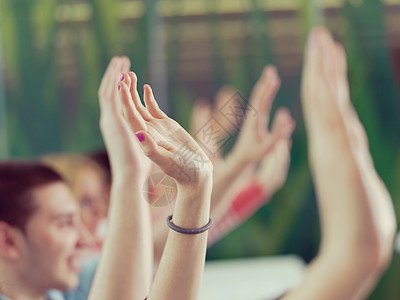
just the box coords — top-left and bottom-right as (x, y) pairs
(75, 218), (96, 250)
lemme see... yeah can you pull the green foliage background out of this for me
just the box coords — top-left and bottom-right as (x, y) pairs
(1, 0), (399, 298)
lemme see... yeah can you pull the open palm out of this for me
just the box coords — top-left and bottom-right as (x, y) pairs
(119, 72), (212, 186)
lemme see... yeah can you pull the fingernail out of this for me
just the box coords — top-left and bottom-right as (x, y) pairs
(120, 74), (124, 81)
(136, 133), (144, 142)
(143, 84), (145, 91)
(118, 84), (120, 91)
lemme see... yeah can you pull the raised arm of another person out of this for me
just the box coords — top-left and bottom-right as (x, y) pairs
(208, 133), (293, 245)
(283, 28), (396, 300)
(151, 77), (295, 258)
(189, 86), (237, 170)
(211, 68), (295, 220)
(120, 72), (213, 300)
(87, 57), (153, 300)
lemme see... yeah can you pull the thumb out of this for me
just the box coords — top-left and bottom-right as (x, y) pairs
(135, 131), (173, 171)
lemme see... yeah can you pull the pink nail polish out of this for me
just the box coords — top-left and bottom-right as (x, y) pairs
(136, 133), (144, 142)
(120, 74), (124, 81)
(118, 84), (120, 91)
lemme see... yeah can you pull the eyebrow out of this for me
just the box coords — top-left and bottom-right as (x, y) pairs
(50, 211), (78, 221)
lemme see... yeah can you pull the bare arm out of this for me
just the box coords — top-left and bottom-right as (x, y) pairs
(87, 57), (153, 300)
(283, 28), (396, 300)
(211, 68), (294, 220)
(121, 78), (213, 300)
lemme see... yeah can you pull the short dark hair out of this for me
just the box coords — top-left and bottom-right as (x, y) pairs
(89, 150), (111, 185)
(0, 160), (64, 231)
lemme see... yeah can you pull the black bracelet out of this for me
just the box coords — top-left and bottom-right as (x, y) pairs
(166, 214), (213, 234)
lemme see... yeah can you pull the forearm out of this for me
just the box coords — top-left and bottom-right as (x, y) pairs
(306, 137), (395, 298)
(283, 249), (379, 300)
(309, 135), (382, 249)
(211, 154), (254, 218)
(148, 179), (212, 300)
(151, 204), (174, 266)
(208, 178), (269, 246)
(88, 179), (153, 300)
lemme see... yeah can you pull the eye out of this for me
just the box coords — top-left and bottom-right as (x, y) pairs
(57, 217), (74, 228)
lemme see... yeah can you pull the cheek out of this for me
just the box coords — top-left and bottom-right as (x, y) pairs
(80, 207), (94, 223)
(50, 229), (80, 255)
(80, 207), (98, 234)
(24, 229), (79, 272)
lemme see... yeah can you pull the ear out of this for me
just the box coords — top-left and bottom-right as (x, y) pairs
(0, 222), (23, 260)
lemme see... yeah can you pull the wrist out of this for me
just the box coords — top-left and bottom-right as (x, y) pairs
(175, 163), (213, 190)
(172, 175), (212, 225)
(112, 169), (147, 188)
(176, 171), (212, 196)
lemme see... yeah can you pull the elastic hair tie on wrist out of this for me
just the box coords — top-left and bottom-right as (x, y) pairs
(166, 214), (213, 234)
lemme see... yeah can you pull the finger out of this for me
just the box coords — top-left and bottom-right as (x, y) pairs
(121, 72), (131, 91)
(275, 138), (291, 164)
(334, 43), (359, 125)
(99, 58), (121, 108)
(128, 72), (153, 121)
(304, 28), (335, 100)
(99, 57), (119, 95)
(259, 132), (281, 157)
(301, 28), (325, 110)
(321, 33), (338, 99)
(108, 58), (124, 98)
(135, 130), (175, 170)
(214, 86), (238, 135)
(120, 81), (147, 132)
(303, 29), (324, 80)
(251, 66), (280, 110)
(252, 66), (281, 129)
(120, 56), (131, 73)
(143, 84), (167, 119)
(271, 108), (295, 139)
(301, 28), (341, 132)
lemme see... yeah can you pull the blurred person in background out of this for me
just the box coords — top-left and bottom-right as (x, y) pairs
(42, 153), (109, 253)
(0, 160), (98, 299)
(0, 56), (215, 300)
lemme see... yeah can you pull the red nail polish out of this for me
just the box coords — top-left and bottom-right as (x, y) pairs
(120, 74), (124, 81)
(136, 133), (144, 142)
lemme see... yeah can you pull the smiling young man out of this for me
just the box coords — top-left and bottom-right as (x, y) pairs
(0, 161), (93, 300)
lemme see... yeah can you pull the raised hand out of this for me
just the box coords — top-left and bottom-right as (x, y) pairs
(229, 66), (294, 165)
(283, 28), (396, 300)
(256, 107), (294, 194)
(98, 57), (151, 185)
(89, 57), (153, 300)
(190, 86), (237, 166)
(115, 73), (213, 300)
(119, 72), (212, 187)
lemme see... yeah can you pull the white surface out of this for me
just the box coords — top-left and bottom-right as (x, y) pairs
(201, 255), (305, 300)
